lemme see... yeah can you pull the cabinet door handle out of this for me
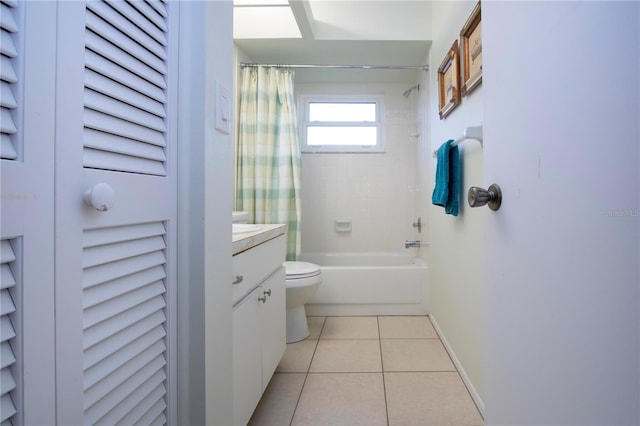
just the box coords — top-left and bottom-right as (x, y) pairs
(263, 289), (272, 297)
(232, 275), (244, 285)
(258, 295), (267, 303)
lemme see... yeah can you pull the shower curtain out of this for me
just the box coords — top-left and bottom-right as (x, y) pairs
(235, 66), (301, 260)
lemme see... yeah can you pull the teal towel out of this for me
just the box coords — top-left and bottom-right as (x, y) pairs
(431, 140), (460, 216)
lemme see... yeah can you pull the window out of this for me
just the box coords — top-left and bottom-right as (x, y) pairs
(300, 94), (384, 153)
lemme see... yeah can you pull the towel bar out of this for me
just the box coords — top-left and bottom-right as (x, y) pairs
(432, 125), (483, 157)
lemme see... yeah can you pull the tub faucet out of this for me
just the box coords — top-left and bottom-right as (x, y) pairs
(405, 240), (428, 248)
(412, 217), (422, 233)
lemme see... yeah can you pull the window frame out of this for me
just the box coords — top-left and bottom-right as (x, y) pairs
(299, 93), (385, 153)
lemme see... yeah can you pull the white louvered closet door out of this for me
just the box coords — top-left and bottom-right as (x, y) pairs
(55, 2), (178, 425)
(1, 2), (57, 425)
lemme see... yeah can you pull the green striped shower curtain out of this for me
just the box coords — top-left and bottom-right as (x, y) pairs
(235, 66), (301, 260)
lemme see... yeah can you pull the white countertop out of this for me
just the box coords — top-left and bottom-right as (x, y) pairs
(232, 224), (287, 255)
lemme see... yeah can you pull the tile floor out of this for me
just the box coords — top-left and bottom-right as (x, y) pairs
(248, 315), (484, 426)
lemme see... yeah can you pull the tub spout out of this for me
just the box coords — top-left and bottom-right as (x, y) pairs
(405, 240), (429, 248)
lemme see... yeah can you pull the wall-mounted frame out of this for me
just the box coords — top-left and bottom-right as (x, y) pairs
(438, 40), (461, 120)
(461, 1), (482, 96)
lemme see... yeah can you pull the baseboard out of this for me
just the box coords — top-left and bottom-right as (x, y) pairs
(429, 314), (485, 418)
(305, 303), (427, 317)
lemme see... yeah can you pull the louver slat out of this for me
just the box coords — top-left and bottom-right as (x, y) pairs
(145, 0), (168, 19)
(1, 241), (17, 291)
(83, 251), (166, 290)
(84, 329), (166, 400)
(0, 317), (15, 341)
(105, 1), (167, 47)
(86, 354), (166, 425)
(0, 289), (15, 316)
(83, 148), (167, 175)
(0, 3), (18, 32)
(85, 30), (166, 90)
(0, 341), (15, 369)
(0, 239), (17, 424)
(132, 398), (167, 426)
(83, 235), (166, 269)
(84, 294), (166, 351)
(0, 56), (17, 82)
(0, 30), (17, 57)
(83, 265), (166, 309)
(0, 134), (17, 159)
(93, 371), (166, 426)
(84, 330), (166, 390)
(115, 380), (167, 425)
(131, 0), (168, 30)
(82, 221), (168, 424)
(84, 222), (166, 248)
(83, 128), (166, 164)
(85, 89), (166, 133)
(84, 109), (165, 148)
(86, 11), (166, 76)
(85, 50), (166, 104)
(84, 339), (165, 408)
(0, 108), (16, 134)
(1, 393), (17, 423)
(1, 0), (18, 9)
(83, 281), (165, 329)
(0, 368), (16, 394)
(87, 1), (166, 60)
(0, 82), (16, 108)
(0, 263), (16, 289)
(85, 69), (165, 118)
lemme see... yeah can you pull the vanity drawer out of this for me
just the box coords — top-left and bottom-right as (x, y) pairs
(232, 234), (285, 306)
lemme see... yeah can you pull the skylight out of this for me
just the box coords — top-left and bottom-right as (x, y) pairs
(233, 0), (302, 39)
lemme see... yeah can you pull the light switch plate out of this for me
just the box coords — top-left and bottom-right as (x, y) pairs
(215, 80), (231, 134)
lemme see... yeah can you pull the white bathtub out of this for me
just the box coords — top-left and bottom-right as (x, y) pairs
(300, 252), (428, 316)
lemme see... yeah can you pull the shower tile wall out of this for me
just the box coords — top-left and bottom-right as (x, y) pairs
(299, 83), (421, 254)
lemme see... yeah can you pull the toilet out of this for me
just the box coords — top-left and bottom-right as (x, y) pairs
(284, 261), (322, 343)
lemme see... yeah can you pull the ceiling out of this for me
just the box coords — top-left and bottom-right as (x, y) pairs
(233, 0), (432, 83)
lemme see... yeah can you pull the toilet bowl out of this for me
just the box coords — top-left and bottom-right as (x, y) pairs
(284, 261), (322, 343)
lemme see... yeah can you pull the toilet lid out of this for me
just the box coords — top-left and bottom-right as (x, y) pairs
(284, 261), (321, 279)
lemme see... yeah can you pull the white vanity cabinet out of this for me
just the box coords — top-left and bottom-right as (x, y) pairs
(232, 233), (286, 426)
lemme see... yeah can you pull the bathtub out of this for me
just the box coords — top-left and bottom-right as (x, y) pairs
(300, 252), (428, 316)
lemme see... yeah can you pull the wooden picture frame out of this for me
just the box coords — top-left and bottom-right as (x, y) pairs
(461, 1), (482, 96)
(438, 40), (461, 120)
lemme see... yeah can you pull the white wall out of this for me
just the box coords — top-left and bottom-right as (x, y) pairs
(483, 2), (639, 424)
(298, 82), (420, 254)
(420, 0), (485, 411)
(177, 2), (234, 425)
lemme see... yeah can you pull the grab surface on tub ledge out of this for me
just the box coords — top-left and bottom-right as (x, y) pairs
(232, 223), (287, 255)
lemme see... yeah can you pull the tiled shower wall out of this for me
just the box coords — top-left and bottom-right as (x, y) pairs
(298, 82), (422, 254)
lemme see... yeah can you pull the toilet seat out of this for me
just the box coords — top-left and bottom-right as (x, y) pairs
(284, 261), (321, 279)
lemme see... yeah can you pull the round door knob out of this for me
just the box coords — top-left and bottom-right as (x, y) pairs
(468, 187), (490, 207)
(84, 183), (115, 212)
(468, 184), (502, 211)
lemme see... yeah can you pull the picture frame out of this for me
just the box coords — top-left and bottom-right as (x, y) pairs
(438, 40), (461, 120)
(461, 1), (482, 96)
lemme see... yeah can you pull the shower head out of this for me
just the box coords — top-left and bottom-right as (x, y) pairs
(403, 84), (420, 98)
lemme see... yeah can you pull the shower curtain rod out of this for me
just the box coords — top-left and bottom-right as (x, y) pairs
(240, 63), (429, 71)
